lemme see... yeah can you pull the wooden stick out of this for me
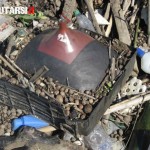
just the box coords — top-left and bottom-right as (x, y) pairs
(110, 0), (131, 45)
(104, 93), (150, 115)
(105, 15), (113, 37)
(111, 57), (116, 81)
(30, 66), (49, 83)
(131, 0), (135, 7)
(134, 18), (140, 48)
(104, 3), (111, 20)
(130, 5), (139, 25)
(5, 35), (15, 57)
(115, 113), (129, 126)
(84, 0), (102, 34)
(0, 55), (20, 75)
(122, 0), (131, 15)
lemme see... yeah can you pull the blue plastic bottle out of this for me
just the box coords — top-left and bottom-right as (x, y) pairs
(74, 9), (95, 32)
(12, 115), (49, 131)
(137, 48), (150, 74)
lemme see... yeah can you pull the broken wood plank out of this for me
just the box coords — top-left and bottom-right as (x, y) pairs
(30, 66), (49, 83)
(110, 0), (131, 45)
(130, 4), (139, 25)
(122, 0), (131, 15)
(104, 3), (111, 20)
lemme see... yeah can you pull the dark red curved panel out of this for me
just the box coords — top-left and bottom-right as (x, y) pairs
(38, 22), (94, 64)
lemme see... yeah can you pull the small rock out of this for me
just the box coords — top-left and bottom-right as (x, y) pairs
(143, 43), (148, 48)
(40, 91), (45, 97)
(118, 129), (123, 136)
(78, 104), (83, 110)
(84, 104), (92, 114)
(0, 124), (5, 129)
(82, 100), (87, 105)
(117, 136), (123, 141)
(17, 22), (23, 27)
(35, 79), (41, 85)
(89, 99), (94, 104)
(75, 99), (79, 105)
(0, 128), (4, 135)
(64, 110), (70, 116)
(11, 108), (16, 113)
(5, 133), (10, 136)
(69, 97), (74, 102)
(43, 23), (48, 28)
(60, 91), (65, 97)
(3, 109), (7, 114)
(84, 90), (90, 95)
(10, 131), (14, 135)
(16, 109), (22, 115)
(60, 87), (65, 92)
(9, 78), (17, 84)
(113, 130), (117, 135)
(124, 116), (132, 124)
(55, 0), (61, 7)
(80, 114), (86, 119)
(54, 90), (59, 96)
(69, 89), (74, 95)
(7, 123), (11, 129)
(56, 95), (63, 103)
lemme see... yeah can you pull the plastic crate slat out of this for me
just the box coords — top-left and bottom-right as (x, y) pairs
(3, 84), (13, 107)
(0, 80), (67, 130)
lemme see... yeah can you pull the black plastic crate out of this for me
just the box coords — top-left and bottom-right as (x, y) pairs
(0, 80), (66, 129)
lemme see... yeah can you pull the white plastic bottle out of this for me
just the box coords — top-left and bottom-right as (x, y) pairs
(74, 9), (95, 32)
(137, 48), (150, 74)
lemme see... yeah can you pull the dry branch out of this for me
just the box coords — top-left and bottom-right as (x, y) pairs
(104, 93), (150, 115)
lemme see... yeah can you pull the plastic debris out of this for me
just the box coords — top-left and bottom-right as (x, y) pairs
(86, 9), (110, 25)
(84, 124), (112, 150)
(137, 47), (150, 74)
(121, 77), (147, 96)
(0, 15), (16, 42)
(74, 9), (95, 32)
(12, 115), (49, 131)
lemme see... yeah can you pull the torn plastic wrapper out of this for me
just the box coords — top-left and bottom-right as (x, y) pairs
(0, 15), (16, 42)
